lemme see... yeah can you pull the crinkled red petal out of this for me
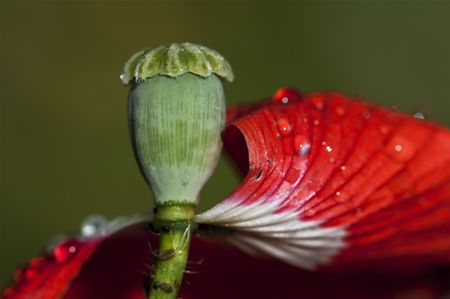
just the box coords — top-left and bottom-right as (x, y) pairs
(198, 88), (450, 269)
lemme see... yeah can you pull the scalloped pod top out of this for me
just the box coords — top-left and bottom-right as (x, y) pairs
(196, 88), (450, 270)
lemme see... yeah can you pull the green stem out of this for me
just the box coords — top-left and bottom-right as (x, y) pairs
(149, 204), (195, 299)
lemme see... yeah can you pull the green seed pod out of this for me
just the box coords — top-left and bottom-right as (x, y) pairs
(121, 43), (233, 208)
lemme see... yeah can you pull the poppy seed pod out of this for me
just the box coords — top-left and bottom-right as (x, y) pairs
(121, 43), (233, 209)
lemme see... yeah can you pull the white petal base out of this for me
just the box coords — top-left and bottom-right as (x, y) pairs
(195, 199), (347, 270)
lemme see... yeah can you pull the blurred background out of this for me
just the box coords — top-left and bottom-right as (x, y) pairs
(1, 0), (450, 288)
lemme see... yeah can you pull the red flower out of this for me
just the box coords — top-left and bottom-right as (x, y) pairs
(3, 89), (450, 299)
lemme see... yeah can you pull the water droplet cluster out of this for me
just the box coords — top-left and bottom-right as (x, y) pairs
(2, 214), (147, 298)
(3, 238), (86, 299)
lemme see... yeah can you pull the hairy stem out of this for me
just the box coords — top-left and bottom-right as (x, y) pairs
(149, 204), (195, 299)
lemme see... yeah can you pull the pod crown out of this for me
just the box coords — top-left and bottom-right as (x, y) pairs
(120, 42), (234, 84)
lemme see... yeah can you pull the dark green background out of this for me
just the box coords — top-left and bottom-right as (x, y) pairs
(1, 1), (449, 288)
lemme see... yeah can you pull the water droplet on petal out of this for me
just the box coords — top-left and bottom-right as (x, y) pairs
(24, 268), (37, 280)
(334, 106), (346, 116)
(81, 215), (108, 237)
(362, 110), (371, 119)
(294, 135), (305, 150)
(30, 257), (44, 268)
(385, 137), (416, 162)
(335, 190), (347, 203)
(294, 135), (311, 156)
(413, 111), (426, 120)
(311, 96), (325, 110)
(11, 257), (48, 289)
(47, 234), (67, 255)
(53, 240), (83, 263)
(379, 124), (390, 135)
(340, 165), (351, 178)
(277, 118), (292, 136)
(273, 88), (301, 104)
(300, 143), (311, 156)
(321, 141), (333, 152)
(313, 119), (320, 126)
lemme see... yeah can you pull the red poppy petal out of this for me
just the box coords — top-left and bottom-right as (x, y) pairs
(196, 88), (450, 270)
(2, 215), (150, 299)
(4, 218), (449, 299)
(63, 223), (150, 299)
(2, 239), (101, 299)
(184, 236), (450, 299)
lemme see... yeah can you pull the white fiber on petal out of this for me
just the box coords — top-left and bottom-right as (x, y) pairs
(228, 212), (300, 228)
